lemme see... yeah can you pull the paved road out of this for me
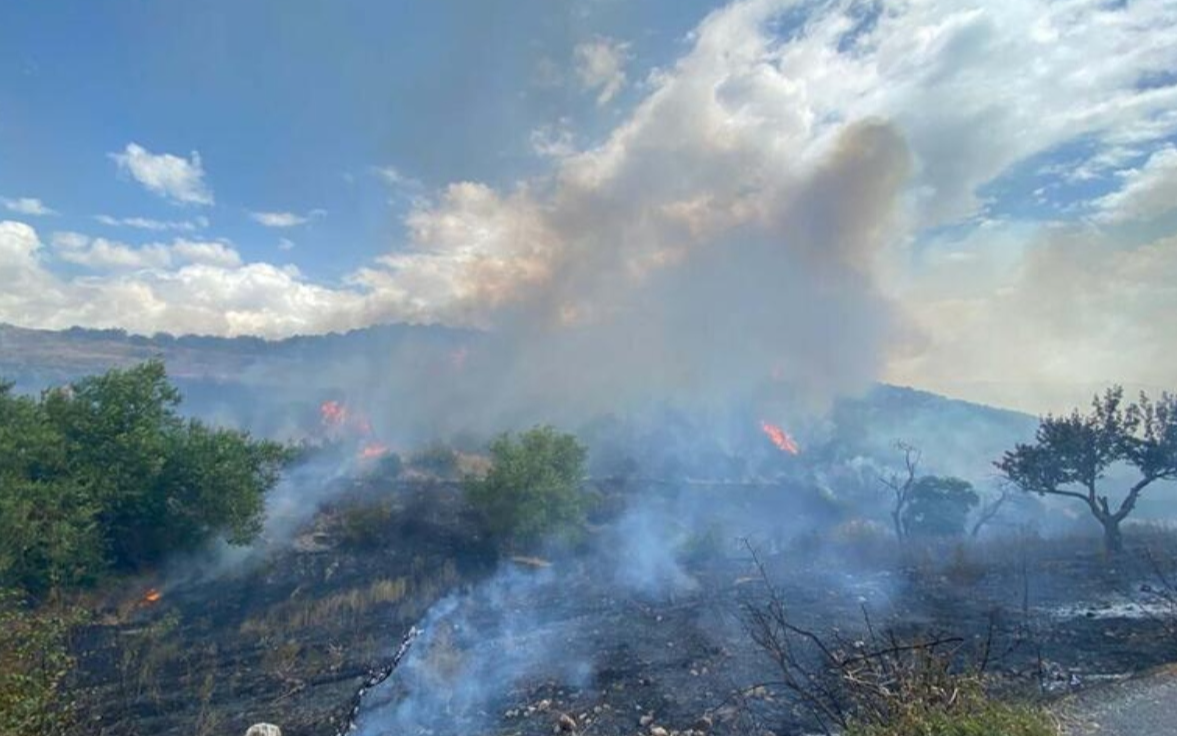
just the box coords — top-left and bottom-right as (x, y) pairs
(1056, 666), (1177, 735)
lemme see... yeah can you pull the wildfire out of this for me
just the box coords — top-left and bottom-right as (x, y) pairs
(760, 420), (800, 455)
(358, 442), (391, 460)
(142, 588), (162, 605)
(320, 400), (349, 429)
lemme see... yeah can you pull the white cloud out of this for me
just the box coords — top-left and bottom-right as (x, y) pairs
(170, 239), (243, 268)
(573, 36), (630, 105)
(2, 197), (56, 216)
(95, 214), (209, 231)
(530, 120), (576, 158)
(249, 210), (325, 228)
(277, 238), (296, 252)
(56, 236), (172, 271)
(110, 143), (213, 205)
(1093, 146), (1177, 223)
(3, 0), (1177, 412)
(1, 220), (358, 338)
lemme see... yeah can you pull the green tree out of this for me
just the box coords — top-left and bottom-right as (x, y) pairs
(0, 361), (293, 592)
(996, 387), (1177, 555)
(465, 426), (587, 549)
(901, 476), (979, 539)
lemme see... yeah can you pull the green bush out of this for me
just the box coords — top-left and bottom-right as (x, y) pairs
(0, 592), (87, 736)
(464, 426), (587, 549)
(847, 694), (1053, 736)
(902, 476), (980, 539)
(0, 361), (293, 594)
(337, 501), (395, 549)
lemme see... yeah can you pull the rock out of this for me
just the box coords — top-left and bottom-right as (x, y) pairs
(245, 725), (282, 736)
(693, 715), (713, 732)
(650, 726), (669, 736)
(640, 714), (655, 727)
(557, 713), (577, 732)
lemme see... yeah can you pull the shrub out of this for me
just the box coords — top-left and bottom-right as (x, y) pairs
(464, 426), (587, 549)
(409, 442), (459, 478)
(902, 476), (980, 539)
(337, 501), (395, 549)
(0, 592), (87, 736)
(0, 361), (293, 594)
(845, 681), (1053, 736)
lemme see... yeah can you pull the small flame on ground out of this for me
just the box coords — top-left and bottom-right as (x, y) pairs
(359, 443), (391, 460)
(321, 400), (348, 429)
(760, 420), (800, 455)
(142, 588), (162, 605)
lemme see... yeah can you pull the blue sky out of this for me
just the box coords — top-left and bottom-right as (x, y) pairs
(0, 0), (719, 279)
(2, 0), (1177, 412)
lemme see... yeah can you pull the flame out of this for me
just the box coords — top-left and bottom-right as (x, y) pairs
(760, 420), (800, 455)
(320, 400), (348, 429)
(359, 442), (390, 460)
(142, 588), (162, 605)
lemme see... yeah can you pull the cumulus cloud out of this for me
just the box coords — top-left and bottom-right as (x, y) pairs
(2, 197), (56, 216)
(1094, 146), (1177, 223)
(5, 0), (1177, 415)
(110, 143), (213, 205)
(2, 220), (358, 337)
(573, 36), (630, 105)
(249, 210), (325, 228)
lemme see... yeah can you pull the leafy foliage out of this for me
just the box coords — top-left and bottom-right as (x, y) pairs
(845, 683), (1053, 736)
(0, 593), (88, 736)
(464, 426), (587, 548)
(0, 361), (292, 593)
(901, 476), (979, 539)
(996, 387), (1177, 553)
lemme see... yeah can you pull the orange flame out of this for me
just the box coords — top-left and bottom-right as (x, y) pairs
(358, 443), (390, 460)
(760, 421), (800, 455)
(142, 588), (162, 605)
(320, 400), (348, 429)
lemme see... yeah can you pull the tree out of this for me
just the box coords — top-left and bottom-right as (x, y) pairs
(969, 485), (1011, 539)
(0, 361), (293, 592)
(996, 387), (1177, 555)
(901, 476), (979, 539)
(465, 426), (587, 549)
(879, 442), (921, 542)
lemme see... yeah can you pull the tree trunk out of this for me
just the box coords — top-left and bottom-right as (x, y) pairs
(1102, 518), (1124, 556)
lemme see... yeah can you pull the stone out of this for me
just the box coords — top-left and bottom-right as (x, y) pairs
(245, 725), (282, 736)
(557, 713), (577, 732)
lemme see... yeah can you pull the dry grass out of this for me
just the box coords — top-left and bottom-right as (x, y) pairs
(240, 577), (409, 637)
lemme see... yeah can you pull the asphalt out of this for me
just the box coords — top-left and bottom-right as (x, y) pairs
(1056, 666), (1177, 735)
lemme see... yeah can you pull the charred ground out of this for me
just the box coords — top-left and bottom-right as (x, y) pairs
(67, 473), (1177, 736)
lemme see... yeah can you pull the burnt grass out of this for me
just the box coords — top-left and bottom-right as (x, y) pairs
(67, 478), (1177, 736)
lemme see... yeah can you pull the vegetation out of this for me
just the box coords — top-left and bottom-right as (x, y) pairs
(902, 476), (979, 539)
(0, 361), (293, 595)
(845, 681), (1053, 736)
(0, 593), (87, 736)
(742, 542), (1052, 736)
(408, 442), (459, 478)
(464, 426), (587, 548)
(997, 387), (1177, 555)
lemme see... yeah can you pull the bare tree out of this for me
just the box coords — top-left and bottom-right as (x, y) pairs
(879, 442), (920, 543)
(996, 387), (1177, 555)
(970, 484), (1011, 539)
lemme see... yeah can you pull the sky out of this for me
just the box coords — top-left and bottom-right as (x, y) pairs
(1, 0), (1177, 414)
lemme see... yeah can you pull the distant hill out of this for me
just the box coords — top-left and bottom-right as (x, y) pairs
(0, 323), (1039, 478)
(0, 321), (471, 389)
